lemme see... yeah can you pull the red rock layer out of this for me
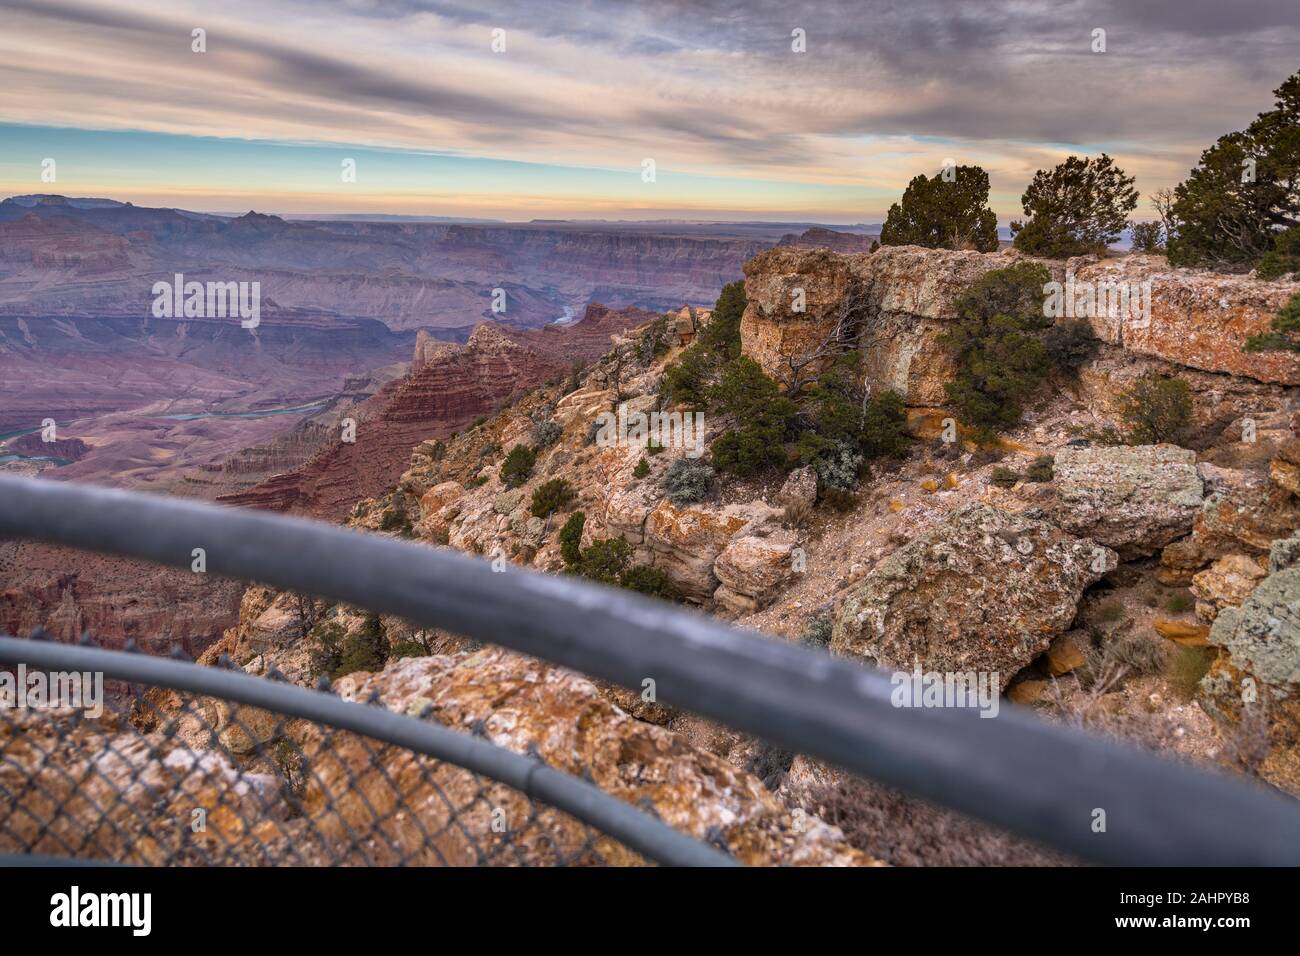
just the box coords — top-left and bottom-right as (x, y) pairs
(218, 304), (655, 520)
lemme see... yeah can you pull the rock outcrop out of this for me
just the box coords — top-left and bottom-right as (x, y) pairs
(1207, 533), (1300, 690)
(712, 533), (800, 615)
(1191, 554), (1268, 622)
(1051, 445), (1204, 558)
(1072, 256), (1300, 385)
(1200, 532), (1300, 787)
(639, 500), (783, 602)
(1161, 466), (1300, 581)
(740, 246), (1300, 407)
(832, 503), (1115, 688)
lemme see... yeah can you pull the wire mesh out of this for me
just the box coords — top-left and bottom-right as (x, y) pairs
(0, 653), (665, 867)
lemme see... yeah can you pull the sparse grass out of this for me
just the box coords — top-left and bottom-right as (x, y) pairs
(1078, 630), (1166, 690)
(1164, 645), (1213, 701)
(1104, 631), (1167, 676)
(1023, 454), (1054, 482)
(1164, 592), (1193, 614)
(1095, 600), (1125, 625)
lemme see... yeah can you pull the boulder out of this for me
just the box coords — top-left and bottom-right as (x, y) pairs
(712, 534), (799, 615)
(1044, 630), (1090, 676)
(493, 488), (525, 515)
(416, 481), (465, 539)
(236, 591), (303, 657)
(1191, 554), (1268, 622)
(1051, 445), (1203, 558)
(419, 481), (463, 517)
(642, 500), (781, 602)
(1153, 619), (1212, 647)
(1200, 532), (1300, 790)
(213, 700), (280, 755)
(832, 503), (1115, 689)
(1206, 533), (1300, 689)
(1009, 679), (1050, 706)
(1160, 469), (1300, 578)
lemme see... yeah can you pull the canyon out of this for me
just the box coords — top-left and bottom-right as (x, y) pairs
(5, 237), (1300, 864)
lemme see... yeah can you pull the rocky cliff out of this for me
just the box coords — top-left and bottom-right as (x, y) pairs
(740, 246), (1300, 405)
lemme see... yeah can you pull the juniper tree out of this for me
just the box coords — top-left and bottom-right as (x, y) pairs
(1166, 70), (1300, 270)
(880, 165), (1000, 252)
(1011, 154), (1138, 257)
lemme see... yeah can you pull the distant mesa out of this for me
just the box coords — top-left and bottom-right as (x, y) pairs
(4, 433), (91, 462)
(776, 227), (877, 254)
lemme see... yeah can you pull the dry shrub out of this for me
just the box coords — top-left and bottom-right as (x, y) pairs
(796, 775), (1070, 867)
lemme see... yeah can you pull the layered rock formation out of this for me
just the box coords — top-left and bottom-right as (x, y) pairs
(1075, 256), (1300, 385)
(219, 305), (654, 519)
(740, 245), (1300, 406)
(0, 195), (775, 330)
(0, 545), (243, 654)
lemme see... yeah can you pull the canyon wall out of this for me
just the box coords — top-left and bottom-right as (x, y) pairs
(218, 304), (655, 519)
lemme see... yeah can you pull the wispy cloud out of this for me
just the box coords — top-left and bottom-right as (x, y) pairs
(0, 0), (1296, 219)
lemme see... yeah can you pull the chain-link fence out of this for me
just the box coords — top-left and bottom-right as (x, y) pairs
(0, 637), (735, 866)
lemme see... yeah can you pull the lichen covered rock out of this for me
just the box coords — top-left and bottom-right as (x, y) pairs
(832, 503), (1115, 688)
(1052, 445), (1203, 558)
(1207, 533), (1300, 689)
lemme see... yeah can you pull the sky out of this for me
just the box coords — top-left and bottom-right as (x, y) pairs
(0, 0), (1298, 223)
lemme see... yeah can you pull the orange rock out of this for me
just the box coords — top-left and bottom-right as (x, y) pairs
(1009, 679), (1049, 705)
(1045, 631), (1089, 675)
(1153, 618), (1211, 646)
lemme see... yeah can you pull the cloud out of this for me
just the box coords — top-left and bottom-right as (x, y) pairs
(1, 0), (1297, 216)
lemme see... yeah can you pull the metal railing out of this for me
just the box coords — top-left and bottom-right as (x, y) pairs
(2, 474), (1300, 866)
